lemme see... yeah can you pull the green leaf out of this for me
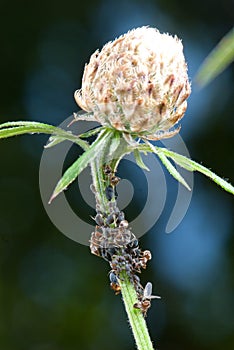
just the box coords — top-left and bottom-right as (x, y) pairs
(49, 129), (113, 203)
(133, 149), (150, 171)
(0, 121), (89, 150)
(0, 121), (57, 132)
(146, 142), (191, 190)
(158, 148), (234, 195)
(196, 27), (234, 87)
(156, 152), (191, 190)
(44, 136), (69, 149)
(78, 126), (103, 139)
(108, 132), (121, 156)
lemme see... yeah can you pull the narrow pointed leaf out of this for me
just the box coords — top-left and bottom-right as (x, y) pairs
(196, 27), (234, 87)
(44, 136), (68, 149)
(158, 148), (194, 171)
(146, 142), (191, 190)
(45, 134), (88, 150)
(49, 130), (113, 203)
(156, 152), (191, 190)
(0, 121), (58, 131)
(0, 121), (89, 150)
(78, 126), (103, 139)
(157, 148), (234, 195)
(137, 143), (234, 195)
(134, 149), (150, 171)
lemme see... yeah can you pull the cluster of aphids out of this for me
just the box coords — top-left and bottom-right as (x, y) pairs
(90, 164), (160, 316)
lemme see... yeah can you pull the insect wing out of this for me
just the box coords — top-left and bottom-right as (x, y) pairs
(143, 282), (153, 299)
(144, 282), (161, 299)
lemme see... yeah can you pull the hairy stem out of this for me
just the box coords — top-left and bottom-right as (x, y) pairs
(119, 272), (154, 350)
(89, 142), (155, 350)
(89, 136), (112, 213)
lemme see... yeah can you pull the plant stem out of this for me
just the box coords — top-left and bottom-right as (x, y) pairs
(89, 149), (155, 350)
(119, 272), (155, 350)
(89, 142), (111, 214)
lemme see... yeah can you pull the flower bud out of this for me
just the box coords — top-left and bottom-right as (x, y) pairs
(75, 26), (191, 139)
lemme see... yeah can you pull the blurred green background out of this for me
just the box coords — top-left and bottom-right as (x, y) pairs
(0, 0), (233, 349)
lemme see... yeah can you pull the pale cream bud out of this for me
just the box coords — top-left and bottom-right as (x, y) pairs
(75, 26), (191, 139)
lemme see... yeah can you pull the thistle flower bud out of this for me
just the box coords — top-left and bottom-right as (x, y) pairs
(75, 26), (191, 139)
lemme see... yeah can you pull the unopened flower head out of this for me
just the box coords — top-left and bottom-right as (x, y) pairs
(75, 26), (191, 139)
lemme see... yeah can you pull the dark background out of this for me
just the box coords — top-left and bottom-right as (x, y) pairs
(0, 1), (234, 349)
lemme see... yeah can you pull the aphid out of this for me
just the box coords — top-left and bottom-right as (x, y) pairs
(127, 238), (139, 249)
(117, 211), (125, 222)
(105, 185), (115, 201)
(142, 250), (152, 261)
(100, 243), (119, 261)
(132, 275), (144, 296)
(133, 282), (161, 317)
(99, 248), (113, 262)
(110, 254), (127, 276)
(119, 219), (129, 228)
(95, 213), (105, 226)
(108, 201), (118, 213)
(89, 229), (103, 257)
(133, 274), (141, 285)
(107, 246), (118, 257)
(103, 165), (121, 188)
(140, 250), (152, 269)
(103, 164), (113, 176)
(109, 271), (119, 284)
(114, 187), (118, 199)
(110, 175), (121, 186)
(124, 260), (133, 276)
(106, 213), (116, 226)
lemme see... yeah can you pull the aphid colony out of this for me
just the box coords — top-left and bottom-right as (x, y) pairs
(90, 164), (160, 316)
